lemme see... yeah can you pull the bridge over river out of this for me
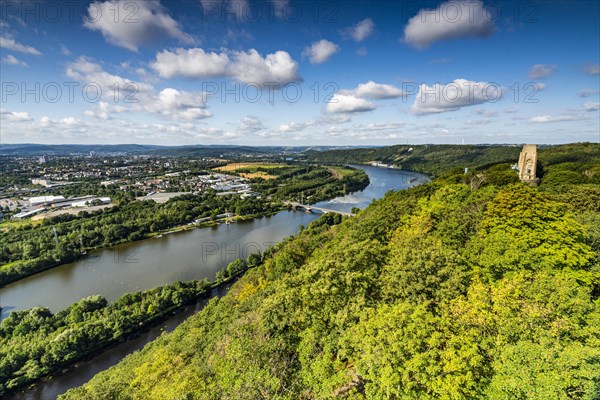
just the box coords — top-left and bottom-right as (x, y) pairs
(285, 202), (356, 217)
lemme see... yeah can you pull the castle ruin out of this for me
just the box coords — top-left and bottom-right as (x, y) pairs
(518, 144), (540, 186)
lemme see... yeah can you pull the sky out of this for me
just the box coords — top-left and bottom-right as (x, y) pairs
(0, 0), (599, 146)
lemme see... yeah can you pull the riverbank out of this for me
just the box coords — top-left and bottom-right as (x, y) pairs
(1, 166), (426, 399)
(2, 263), (252, 398)
(0, 197), (285, 287)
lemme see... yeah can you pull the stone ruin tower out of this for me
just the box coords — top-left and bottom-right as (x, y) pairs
(518, 144), (540, 186)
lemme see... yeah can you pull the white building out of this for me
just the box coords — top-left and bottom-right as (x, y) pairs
(71, 197), (111, 207)
(28, 196), (66, 206)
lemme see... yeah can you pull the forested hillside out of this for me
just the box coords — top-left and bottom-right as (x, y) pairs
(60, 179), (600, 399)
(306, 142), (599, 180)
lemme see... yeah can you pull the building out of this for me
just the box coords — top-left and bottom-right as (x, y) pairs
(28, 196), (66, 206)
(38, 155), (49, 164)
(71, 197), (111, 207)
(12, 208), (46, 219)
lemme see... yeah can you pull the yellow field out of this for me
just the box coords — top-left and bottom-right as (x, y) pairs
(214, 163), (288, 180)
(237, 172), (277, 179)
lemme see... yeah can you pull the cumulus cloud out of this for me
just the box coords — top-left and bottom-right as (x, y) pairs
(343, 18), (375, 42)
(84, 102), (127, 120)
(36, 116), (87, 131)
(411, 79), (502, 114)
(584, 64), (600, 75)
(151, 47), (300, 86)
(340, 81), (405, 99)
(302, 39), (339, 64)
(403, 0), (494, 49)
(2, 54), (28, 67)
(236, 116), (266, 134)
(326, 94), (376, 113)
(0, 109), (33, 122)
(67, 57), (211, 120)
(528, 64), (556, 79)
(84, 0), (194, 51)
(0, 35), (42, 55)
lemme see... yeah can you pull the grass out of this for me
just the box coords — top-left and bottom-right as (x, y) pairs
(327, 166), (356, 179)
(0, 219), (43, 232)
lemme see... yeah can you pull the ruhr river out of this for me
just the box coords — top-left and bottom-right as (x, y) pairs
(3, 165), (428, 400)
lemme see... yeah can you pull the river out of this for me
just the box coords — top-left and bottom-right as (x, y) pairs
(2, 165), (428, 399)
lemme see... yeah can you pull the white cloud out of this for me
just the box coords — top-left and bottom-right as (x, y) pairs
(35, 116), (87, 130)
(229, 49), (300, 85)
(343, 18), (375, 42)
(151, 48), (229, 78)
(475, 109), (498, 117)
(340, 81), (405, 99)
(0, 109), (33, 122)
(60, 44), (71, 56)
(578, 89), (600, 98)
(584, 64), (600, 76)
(465, 119), (491, 125)
(0, 35), (42, 55)
(302, 39), (339, 64)
(318, 113), (352, 124)
(278, 121), (315, 133)
(356, 47), (368, 57)
(403, 0), (494, 49)
(84, 0), (194, 51)
(62, 117), (81, 126)
(582, 102), (600, 112)
(236, 116), (266, 134)
(411, 79), (502, 114)
(355, 122), (404, 131)
(85, 101), (127, 120)
(528, 64), (556, 79)
(326, 94), (376, 113)
(270, 0), (290, 19)
(532, 82), (546, 91)
(151, 47), (300, 86)
(2, 54), (28, 67)
(530, 114), (589, 123)
(66, 57), (210, 120)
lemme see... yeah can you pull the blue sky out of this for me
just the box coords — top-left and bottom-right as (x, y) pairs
(1, 0), (599, 145)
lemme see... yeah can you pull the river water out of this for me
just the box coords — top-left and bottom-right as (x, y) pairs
(2, 165), (428, 399)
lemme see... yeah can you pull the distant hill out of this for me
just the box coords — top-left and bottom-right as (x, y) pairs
(0, 144), (362, 157)
(307, 143), (599, 177)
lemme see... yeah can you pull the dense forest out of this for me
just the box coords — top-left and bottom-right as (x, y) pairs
(0, 192), (280, 286)
(58, 174), (600, 398)
(307, 142), (600, 182)
(0, 280), (213, 397)
(0, 214), (345, 397)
